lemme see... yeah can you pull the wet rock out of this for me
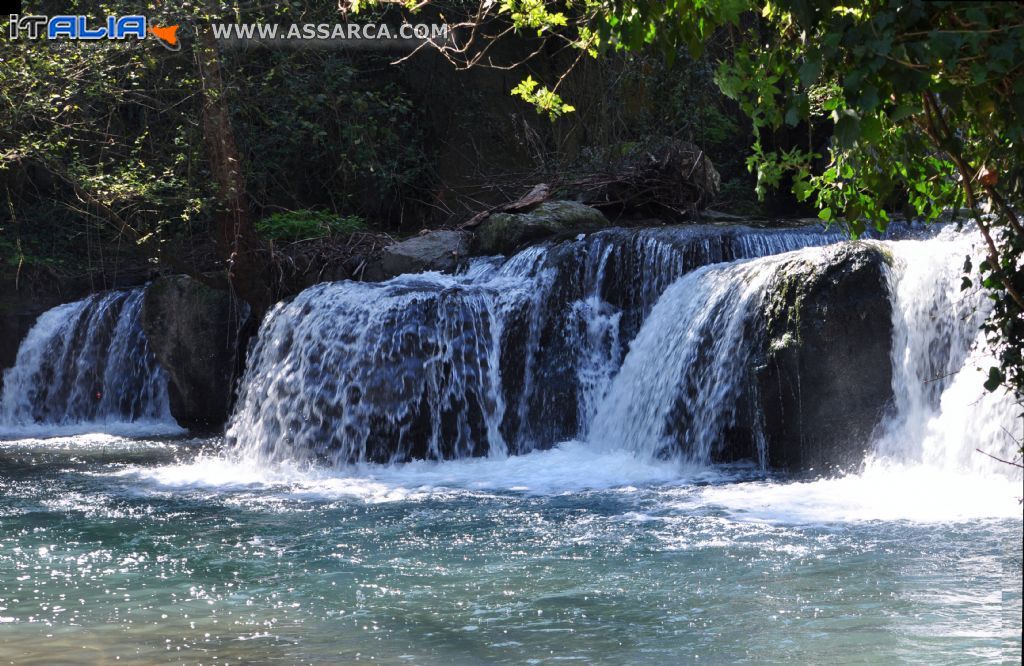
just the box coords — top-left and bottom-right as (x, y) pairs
(141, 276), (248, 430)
(754, 242), (894, 474)
(379, 230), (473, 278)
(475, 200), (609, 255)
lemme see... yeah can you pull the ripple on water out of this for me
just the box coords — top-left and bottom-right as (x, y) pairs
(0, 435), (1020, 664)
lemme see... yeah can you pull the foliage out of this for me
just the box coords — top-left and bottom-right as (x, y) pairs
(0, 0), (433, 281)
(511, 76), (576, 119)
(227, 49), (428, 225)
(0, 3), (209, 253)
(256, 210), (366, 243)
(621, 48), (759, 211)
(708, 1), (1024, 405)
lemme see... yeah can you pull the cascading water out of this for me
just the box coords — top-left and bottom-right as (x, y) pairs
(226, 248), (551, 464)
(0, 288), (176, 435)
(873, 227), (1021, 472)
(227, 224), (894, 465)
(228, 220), (1021, 478)
(3, 224), (1018, 665)
(585, 256), (784, 462)
(590, 225), (1021, 473)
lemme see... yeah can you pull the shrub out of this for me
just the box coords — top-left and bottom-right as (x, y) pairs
(255, 210), (366, 243)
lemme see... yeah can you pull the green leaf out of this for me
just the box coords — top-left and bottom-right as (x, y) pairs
(798, 58), (821, 86)
(716, 70), (742, 99)
(860, 115), (882, 143)
(785, 105), (800, 127)
(889, 104), (917, 123)
(818, 207), (833, 221)
(793, 180), (812, 201)
(857, 85), (879, 112)
(983, 366), (1004, 392)
(970, 64), (989, 85)
(834, 110), (860, 148)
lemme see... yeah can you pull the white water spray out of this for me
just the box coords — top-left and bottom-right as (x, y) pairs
(586, 256), (782, 461)
(873, 227), (1021, 474)
(226, 253), (552, 464)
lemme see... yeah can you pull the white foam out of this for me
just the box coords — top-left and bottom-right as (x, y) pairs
(700, 460), (1022, 524)
(116, 440), (711, 502)
(0, 420), (185, 442)
(115, 441), (1023, 524)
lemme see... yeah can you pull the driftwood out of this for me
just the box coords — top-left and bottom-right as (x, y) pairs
(570, 139), (720, 217)
(265, 230), (395, 296)
(460, 183), (552, 229)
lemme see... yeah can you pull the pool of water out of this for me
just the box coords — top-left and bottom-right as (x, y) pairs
(1, 435), (1021, 664)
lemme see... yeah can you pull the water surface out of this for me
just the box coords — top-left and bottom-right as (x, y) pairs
(1, 435), (1019, 664)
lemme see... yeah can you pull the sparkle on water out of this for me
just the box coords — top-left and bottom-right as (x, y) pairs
(0, 435), (1020, 664)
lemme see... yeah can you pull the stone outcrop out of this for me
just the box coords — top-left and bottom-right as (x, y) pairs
(475, 200), (609, 255)
(378, 230), (473, 278)
(753, 242), (894, 473)
(141, 276), (248, 430)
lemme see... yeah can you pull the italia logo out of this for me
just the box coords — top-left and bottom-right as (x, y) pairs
(8, 15), (181, 50)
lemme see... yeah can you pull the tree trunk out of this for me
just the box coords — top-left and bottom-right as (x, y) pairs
(195, 27), (273, 315)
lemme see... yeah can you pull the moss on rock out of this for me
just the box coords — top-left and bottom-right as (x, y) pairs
(475, 200), (609, 255)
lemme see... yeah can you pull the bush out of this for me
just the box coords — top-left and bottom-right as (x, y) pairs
(255, 210), (366, 243)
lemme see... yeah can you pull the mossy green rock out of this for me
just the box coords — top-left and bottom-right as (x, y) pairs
(475, 201), (609, 255)
(380, 230), (473, 277)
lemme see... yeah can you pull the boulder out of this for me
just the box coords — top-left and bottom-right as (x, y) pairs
(475, 200), (609, 255)
(754, 242), (894, 473)
(141, 276), (248, 430)
(379, 230), (473, 278)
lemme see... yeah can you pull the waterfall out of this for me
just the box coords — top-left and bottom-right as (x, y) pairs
(228, 221), (1020, 472)
(589, 225), (1021, 473)
(0, 288), (175, 434)
(873, 227), (1022, 472)
(585, 256), (785, 462)
(226, 249), (551, 465)
(228, 224), (857, 465)
(0, 220), (1014, 483)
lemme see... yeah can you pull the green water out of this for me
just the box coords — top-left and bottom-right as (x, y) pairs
(0, 435), (1021, 664)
